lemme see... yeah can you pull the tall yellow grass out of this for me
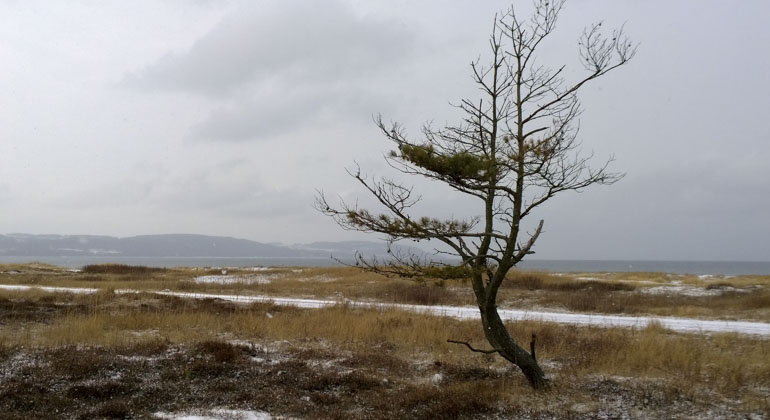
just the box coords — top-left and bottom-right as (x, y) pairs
(0, 289), (766, 400)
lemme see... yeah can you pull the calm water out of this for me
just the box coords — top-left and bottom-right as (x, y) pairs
(2, 256), (770, 276)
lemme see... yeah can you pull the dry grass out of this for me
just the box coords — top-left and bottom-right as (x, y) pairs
(499, 282), (770, 320)
(570, 270), (770, 288)
(1, 289), (768, 388)
(494, 270), (770, 321)
(2, 263), (769, 321)
(0, 286), (768, 418)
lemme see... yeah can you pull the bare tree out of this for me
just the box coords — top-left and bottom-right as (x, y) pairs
(316, 0), (636, 389)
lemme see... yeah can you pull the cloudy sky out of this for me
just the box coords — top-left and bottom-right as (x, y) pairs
(1, 0), (768, 261)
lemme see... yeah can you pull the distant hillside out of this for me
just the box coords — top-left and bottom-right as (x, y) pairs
(0, 234), (425, 259)
(0, 234), (319, 258)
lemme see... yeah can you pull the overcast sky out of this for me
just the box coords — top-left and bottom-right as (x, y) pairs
(1, 0), (768, 261)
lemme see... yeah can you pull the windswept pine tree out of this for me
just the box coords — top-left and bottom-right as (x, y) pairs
(317, 0), (637, 389)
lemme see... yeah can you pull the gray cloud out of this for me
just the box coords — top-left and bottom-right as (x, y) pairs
(156, 172), (310, 219)
(123, 0), (414, 142)
(188, 83), (396, 141)
(3, 0), (770, 260)
(124, 0), (413, 96)
(51, 156), (309, 220)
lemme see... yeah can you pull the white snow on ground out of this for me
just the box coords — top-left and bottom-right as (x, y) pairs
(220, 267), (302, 273)
(641, 284), (754, 297)
(243, 267), (273, 272)
(193, 275), (276, 285)
(139, 291), (770, 337)
(2, 284), (769, 337)
(153, 409), (271, 420)
(298, 274), (337, 283)
(0, 284), (98, 294)
(641, 285), (724, 297)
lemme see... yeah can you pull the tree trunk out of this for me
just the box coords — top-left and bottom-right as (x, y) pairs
(480, 304), (548, 389)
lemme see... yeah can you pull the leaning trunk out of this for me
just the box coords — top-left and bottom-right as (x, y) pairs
(480, 303), (548, 389)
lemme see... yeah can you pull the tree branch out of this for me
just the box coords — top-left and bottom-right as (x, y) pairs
(447, 339), (500, 354)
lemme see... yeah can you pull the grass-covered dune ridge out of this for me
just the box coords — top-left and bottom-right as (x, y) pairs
(2, 263), (768, 321)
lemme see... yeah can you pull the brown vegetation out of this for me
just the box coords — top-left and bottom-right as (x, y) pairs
(2, 264), (769, 322)
(81, 263), (168, 276)
(0, 281), (767, 418)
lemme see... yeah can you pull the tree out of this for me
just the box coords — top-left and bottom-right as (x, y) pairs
(316, 0), (637, 389)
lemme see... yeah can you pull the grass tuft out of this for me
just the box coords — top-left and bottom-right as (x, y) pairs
(382, 281), (458, 305)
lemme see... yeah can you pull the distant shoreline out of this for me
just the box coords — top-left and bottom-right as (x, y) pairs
(2, 256), (770, 276)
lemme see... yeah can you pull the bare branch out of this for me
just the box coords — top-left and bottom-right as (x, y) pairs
(447, 339), (500, 354)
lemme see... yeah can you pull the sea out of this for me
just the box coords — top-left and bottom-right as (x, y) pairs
(2, 256), (770, 276)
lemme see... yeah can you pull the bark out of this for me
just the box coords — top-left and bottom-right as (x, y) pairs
(480, 303), (548, 389)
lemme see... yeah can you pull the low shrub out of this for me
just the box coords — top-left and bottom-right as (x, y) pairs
(195, 340), (248, 363)
(81, 264), (167, 275)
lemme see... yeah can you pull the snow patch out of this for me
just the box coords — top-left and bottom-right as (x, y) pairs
(642, 285), (724, 297)
(0, 352), (48, 379)
(431, 373), (444, 385)
(224, 340), (290, 365)
(0, 284), (98, 294)
(144, 290), (770, 336)
(117, 354), (163, 363)
(129, 329), (160, 338)
(298, 274), (338, 283)
(153, 409), (271, 420)
(193, 274), (277, 285)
